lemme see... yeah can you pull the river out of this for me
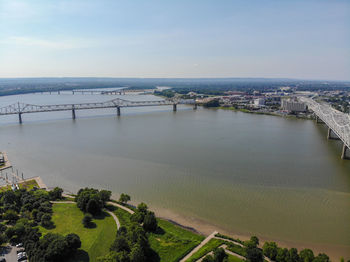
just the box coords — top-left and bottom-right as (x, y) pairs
(0, 92), (349, 259)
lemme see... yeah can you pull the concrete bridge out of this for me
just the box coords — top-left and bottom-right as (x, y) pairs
(299, 97), (350, 159)
(0, 98), (197, 124)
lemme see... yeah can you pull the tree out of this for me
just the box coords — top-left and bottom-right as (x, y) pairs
(112, 235), (130, 253)
(65, 233), (81, 250)
(99, 190), (112, 203)
(130, 245), (146, 262)
(49, 187), (63, 200)
(276, 248), (289, 262)
(137, 203), (148, 214)
(3, 209), (19, 223)
(203, 99), (220, 108)
(263, 242), (278, 260)
(250, 236), (259, 247)
(213, 247), (228, 262)
(86, 199), (101, 215)
(247, 247), (264, 262)
(313, 253), (330, 262)
(82, 214), (93, 228)
(286, 248), (299, 262)
(246, 236), (259, 248)
(143, 211), (157, 232)
(119, 193), (131, 204)
(41, 214), (53, 228)
(76, 188), (103, 214)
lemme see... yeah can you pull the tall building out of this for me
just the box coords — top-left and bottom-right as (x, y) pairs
(281, 99), (306, 112)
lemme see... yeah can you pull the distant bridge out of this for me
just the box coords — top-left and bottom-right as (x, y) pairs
(42, 89), (152, 95)
(0, 98), (197, 124)
(299, 97), (350, 159)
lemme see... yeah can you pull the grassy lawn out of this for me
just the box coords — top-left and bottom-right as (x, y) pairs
(227, 254), (245, 262)
(40, 203), (117, 262)
(148, 219), (204, 262)
(186, 238), (226, 262)
(0, 179), (39, 192)
(19, 179), (39, 190)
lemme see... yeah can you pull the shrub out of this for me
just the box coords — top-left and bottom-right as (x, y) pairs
(82, 214), (93, 228)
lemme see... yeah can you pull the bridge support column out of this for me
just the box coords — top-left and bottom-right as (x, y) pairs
(18, 113), (22, 124)
(315, 115), (324, 124)
(173, 104), (177, 112)
(117, 106), (121, 116)
(341, 144), (349, 160)
(72, 109), (76, 119)
(193, 103), (197, 110)
(327, 128), (340, 140)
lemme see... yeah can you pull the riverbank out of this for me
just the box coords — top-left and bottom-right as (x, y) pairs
(218, 106), (312, 120)
(150, 204), (348, 262)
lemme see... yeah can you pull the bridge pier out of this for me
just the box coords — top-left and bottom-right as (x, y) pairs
(315, 115), (324, 124)
(117, 106), (121, 116)
(327, 128), (340, 140)
(341, 144), (349, 160)
(173, 104), (177, 112)
(72, 109), (76, 119)
(18, 113), (22, 124)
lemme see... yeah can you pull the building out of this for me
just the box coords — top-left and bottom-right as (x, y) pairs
(281, 99), (306, 112)
(0, 153), (4, 165)
(254, 98), (265, 106)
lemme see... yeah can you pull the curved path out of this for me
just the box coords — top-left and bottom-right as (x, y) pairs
(107, 201), (135, 214)
(50, 201), (121, 229)
(179, 231), (218, 262)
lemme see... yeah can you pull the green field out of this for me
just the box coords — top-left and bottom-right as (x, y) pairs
(186, 238), (226, 262)
(148, 219), (204, 262)
(227, 254), (245, 262)
(40, 203), (117, 262)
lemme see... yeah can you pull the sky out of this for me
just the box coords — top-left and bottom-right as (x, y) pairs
(0, 0), (349, 80)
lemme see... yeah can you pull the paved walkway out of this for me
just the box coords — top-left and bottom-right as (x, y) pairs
(50, 201), (121, 229)
(107, 201), (135, 214)
(179, 231), (218, 262)
(213, 236), (244, 247)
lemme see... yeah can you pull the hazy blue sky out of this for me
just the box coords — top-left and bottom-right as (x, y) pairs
(0, 0), (349, 80)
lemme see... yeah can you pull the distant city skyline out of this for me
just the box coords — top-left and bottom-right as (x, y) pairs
(0, 0), (349, 80)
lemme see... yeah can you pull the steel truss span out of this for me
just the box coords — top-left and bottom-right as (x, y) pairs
(300, 97), (350, 158)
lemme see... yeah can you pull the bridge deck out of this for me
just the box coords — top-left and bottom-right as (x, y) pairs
(300, 97), (350, 149)
(0, 98), (195, 115)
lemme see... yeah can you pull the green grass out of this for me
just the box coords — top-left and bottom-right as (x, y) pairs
(0, 179), (39, 192)
(186, 238), (226, 262)
(19, 179), (39, 190)
(110, 205), (133, 227)
(227, 254), (245, 262)
(226, 243), (247, 257)
(148, 219), (204, 262)
(40, 203), (117, 262)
